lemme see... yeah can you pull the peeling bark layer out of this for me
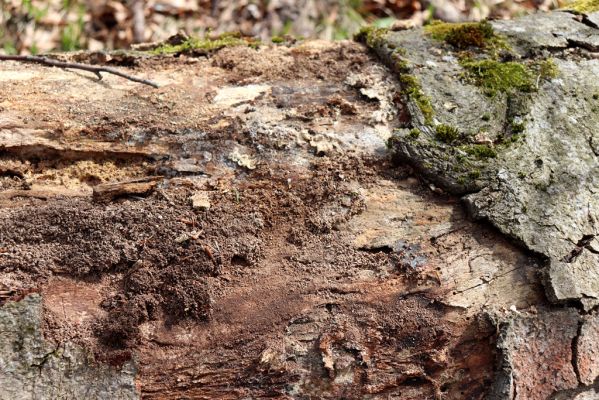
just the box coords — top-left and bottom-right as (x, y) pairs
(370, 10), (599, 305)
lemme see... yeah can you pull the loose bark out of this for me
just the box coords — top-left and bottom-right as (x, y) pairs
(92, 176), (162, 202)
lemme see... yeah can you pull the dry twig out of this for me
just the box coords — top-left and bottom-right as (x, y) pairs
(0, 54), (159, 88)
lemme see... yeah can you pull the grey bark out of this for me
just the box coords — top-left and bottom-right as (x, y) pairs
(375, 10), (599, 306)
(0, 295), (138, 400)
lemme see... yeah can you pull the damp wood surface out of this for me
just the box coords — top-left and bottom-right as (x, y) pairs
(0, 10), (598, 400)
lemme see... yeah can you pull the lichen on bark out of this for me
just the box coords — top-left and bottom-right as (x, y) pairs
(0, 295), (139, 399)
(358, 11), (599, 306)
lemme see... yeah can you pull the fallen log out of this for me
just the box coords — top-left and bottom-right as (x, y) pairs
(0, 8), (598, 399)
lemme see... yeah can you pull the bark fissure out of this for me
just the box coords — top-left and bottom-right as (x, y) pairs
(572, 320), (584, 384)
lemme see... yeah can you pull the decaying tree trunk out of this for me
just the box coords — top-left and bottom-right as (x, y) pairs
(0, 8), (597, 400)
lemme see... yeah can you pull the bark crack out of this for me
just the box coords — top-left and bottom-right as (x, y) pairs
(566, 37), (599, 52)
(451, 265), (525, 295)
(582, 15), (599, 30)
(30, 345), (61, 372)
(589, 135), (599, 157)
(548, 375), (599, 399)
(561, 10), (599, 30)
(562, 234), (597, 263)
(572, 319), (583, 384)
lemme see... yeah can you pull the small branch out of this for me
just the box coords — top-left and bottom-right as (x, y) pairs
(0, 54), (159, 88)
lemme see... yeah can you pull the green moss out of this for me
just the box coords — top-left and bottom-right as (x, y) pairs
(435, 124), (460, 143)
(409, 128), (422, 139)
(424, 20), (500, 49)
(386, 135), (401, 149)
(461, 144), (497, 158)
(391, 48), (410, 73)
(391, 47), (407, 56)
(468, 170), (481, 179)
(460, 57), (558, 96)
(563, 0), (599, 13)
(151, 32), (256, 55)
(394, 59), (410, 73)
(511, 121), (526, 133)
(536, 58), (559, 79)
(271, 36), (285, 44)
(481, 113), (492, 121)
(400, 75), (434, 124)
(460, 59), (535, 97)
(502, 133), (523, 144)
(458, 166), (482, 184)
(355, 26), (435, 123)
(354, 26), (389, 48)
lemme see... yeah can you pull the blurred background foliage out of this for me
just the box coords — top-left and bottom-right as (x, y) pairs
(1, 0), (560, 55)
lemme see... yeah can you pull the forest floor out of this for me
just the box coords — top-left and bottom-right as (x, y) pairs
(1, 0), (558, 55)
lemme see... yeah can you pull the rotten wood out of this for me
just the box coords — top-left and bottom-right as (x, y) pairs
(1, 12), (598, 398)
(92, 176), (162, 202)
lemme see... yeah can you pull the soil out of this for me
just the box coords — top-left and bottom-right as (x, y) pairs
(0, 42), (545, 399)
